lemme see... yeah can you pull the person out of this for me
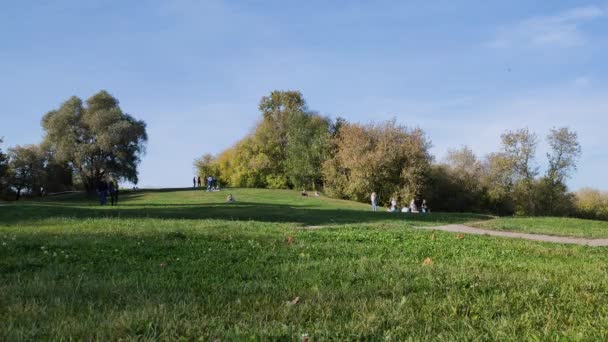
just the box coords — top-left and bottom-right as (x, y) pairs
(421, 199), (429, 213)
(108, 180), (118, 206)
(409, 199), (419, 213)
(301, 189), (308, 197)
(387, 197), (398, 212)
(226, 194), (234, 203)
(197, 176), (201, 188)
(401, 206), (411, 213)
(314, 191), (320, 197)
(193, 177), (196, 189)
(371, 192), (377, 212)
(207, 176), (213, 191)
(98, 180), (108, 206)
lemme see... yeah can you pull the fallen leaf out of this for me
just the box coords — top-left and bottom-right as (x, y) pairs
(159, 262), (167, 268)
(423, 257), (433, 266)
(430, 232), (436, 240)
(286, 236), (295, 245)
(301, 333), (309, 342)
(456, 234), (465, 239)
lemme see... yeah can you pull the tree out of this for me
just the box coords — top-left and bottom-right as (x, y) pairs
(546, 127), (581, 184)
(575, 188), (608, 220)
(194, 154), (217, 179)
(501, 128), (538, 181)
(42, 152), (74, 193)
(254, 90), (308, 188)
(7, 145), (46, 200)
(537, 127), (581, 215)
(322, 119), (432, 205)
(0, 138), (8, 196)
(41, 91), (147, 194)
(285, 112), (330, 189)
(429, 146), (485, 212)
(479, 152), (515, 215)
(446, 146), (479, 176)
(500, 128), (538, 214)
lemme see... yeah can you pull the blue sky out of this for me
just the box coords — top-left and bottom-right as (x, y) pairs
(1, 0), (607, 190)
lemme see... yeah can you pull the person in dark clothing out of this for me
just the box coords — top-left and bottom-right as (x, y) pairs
(197, 176), (201, 188)
(98, 180), (108, 206)
(193, 177), (196, 189)
(109, 180), (118, 206)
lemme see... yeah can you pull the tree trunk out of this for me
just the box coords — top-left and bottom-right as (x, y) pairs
(85, 177), (98, 195)
(15, 188), (21, 201)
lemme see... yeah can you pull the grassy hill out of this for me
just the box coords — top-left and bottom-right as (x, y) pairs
(2, 188), (608, 340)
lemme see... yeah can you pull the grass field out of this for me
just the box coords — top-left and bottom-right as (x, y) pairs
(2, 188), (608, 340)
(472, 216), (608, 238)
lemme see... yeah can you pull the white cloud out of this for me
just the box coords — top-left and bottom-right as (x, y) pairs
(488, 5), (605, 49)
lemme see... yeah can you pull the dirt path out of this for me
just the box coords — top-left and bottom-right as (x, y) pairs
(416, 224), (608, 247)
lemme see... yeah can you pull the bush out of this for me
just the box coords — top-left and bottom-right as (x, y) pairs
(575, 188), (608, 220)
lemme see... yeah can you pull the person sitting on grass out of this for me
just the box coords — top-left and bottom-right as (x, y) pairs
(314, 191), (320, 197)
(401, 206), (411, 213)
(301, 189), (308, 197)
(421, 199), (429, 213)
(409, 199), (419, 213)
(226, 194), (235, 203)
(387, 197), (398, 212)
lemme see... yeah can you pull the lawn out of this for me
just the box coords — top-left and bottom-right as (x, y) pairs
(472, 216), (608, 239)
(2, 189), (608, 340)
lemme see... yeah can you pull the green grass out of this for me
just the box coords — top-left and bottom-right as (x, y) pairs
(2, 188), (608, 340)
(472, 216), (608, 239)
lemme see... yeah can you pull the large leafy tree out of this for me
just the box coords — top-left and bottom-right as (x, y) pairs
(322, 119), (432, 204)
(41, 91), (147, 194)
(536, 127), (581, 215)
(6, 145), (46, 200)
(254, 90), (308, 188)
(546, 127), (581, 185)
(500, 128), (538, 214)
(285, 111), (330, 189)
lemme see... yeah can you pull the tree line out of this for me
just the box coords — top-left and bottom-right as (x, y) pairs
(195, 90), (603, 218)
(0, 90), (147, 200)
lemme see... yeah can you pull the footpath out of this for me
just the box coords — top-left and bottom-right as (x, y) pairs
(416, 224), (608, 247)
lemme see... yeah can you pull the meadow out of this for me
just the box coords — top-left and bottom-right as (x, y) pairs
(2, 188), (608, 340)
(472, 216), (608, 238)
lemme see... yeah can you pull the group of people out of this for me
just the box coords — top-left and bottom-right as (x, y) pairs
(370, 192), (429, 213)
(192, 176), (220, 191)
(98, 179), (119, 206)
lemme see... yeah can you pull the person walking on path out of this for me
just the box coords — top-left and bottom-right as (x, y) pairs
(371, 192), (377, 212)
(193, 177), (196, 189)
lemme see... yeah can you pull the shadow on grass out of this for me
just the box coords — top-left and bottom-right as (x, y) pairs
(0, 200), (490, 226)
